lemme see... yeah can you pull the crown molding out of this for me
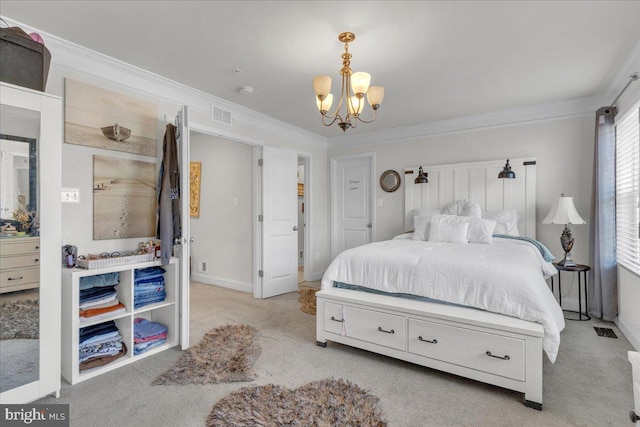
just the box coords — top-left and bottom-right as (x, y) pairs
(604, 37), (640, 105)
(327, 94), (604, 149)
(3, 15), (635, 151)
(1, 16), (327, 148)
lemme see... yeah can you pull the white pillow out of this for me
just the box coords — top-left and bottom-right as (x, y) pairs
(442, 200), (481, 218)
(430, 214), (497, 244)
(468, 218), (497, 244)
(428, 219), (469, 243)
(482, 210), (519, 236)
(412, 215), (433, 241)
(410, 208), (442, 229)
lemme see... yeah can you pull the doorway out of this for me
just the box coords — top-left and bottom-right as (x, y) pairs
(188, 130), (255, 293)
(187, 122), (310, 300)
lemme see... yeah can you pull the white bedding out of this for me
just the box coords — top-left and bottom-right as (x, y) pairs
(321, 236), (565, 362)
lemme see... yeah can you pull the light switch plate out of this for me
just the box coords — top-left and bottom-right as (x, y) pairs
(61, 188), (80, 203)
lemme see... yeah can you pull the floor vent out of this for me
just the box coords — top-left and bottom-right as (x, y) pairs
(593, 327), (618, 339)
(212, 105), (232, 125)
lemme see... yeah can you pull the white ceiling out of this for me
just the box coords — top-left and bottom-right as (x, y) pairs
(2, 1), (639, 139)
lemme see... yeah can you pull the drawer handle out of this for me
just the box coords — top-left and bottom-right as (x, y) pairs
(377, 326), (395, 334)
(330, 316), (344, 323)
(486, 351), (510, 360)
(7, 276), (24, 281)
(418, 336), (437, 344)
(35, 246), (40, 250)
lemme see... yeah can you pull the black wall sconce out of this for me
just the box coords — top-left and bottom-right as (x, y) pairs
(498, 159), (516, 179)
(414, 166), (428, 184)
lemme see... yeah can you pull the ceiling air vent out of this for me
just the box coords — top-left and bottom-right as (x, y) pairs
(211, 105), (232, 126)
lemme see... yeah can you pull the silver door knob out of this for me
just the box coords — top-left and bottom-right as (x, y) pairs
(367, 223), (372, 228)
(293, 226), (299, 231)
(190, 237), (195, 243)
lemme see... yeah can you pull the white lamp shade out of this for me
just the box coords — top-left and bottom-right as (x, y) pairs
(367, 86), (385, 106)
(347, 95), (364, 115)
(542, 196), (586, 225)
(350, 72), (371, 95)
(316, 93), (333, 112)
(313, 75), (332, 97)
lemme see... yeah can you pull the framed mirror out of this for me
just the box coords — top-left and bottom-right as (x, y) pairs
(380, 170), (401, 192)
(1, 134), (38, 224)
(0, 82), (62, 404)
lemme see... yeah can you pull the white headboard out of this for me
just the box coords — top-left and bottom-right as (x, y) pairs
(404, 158), (537, 238)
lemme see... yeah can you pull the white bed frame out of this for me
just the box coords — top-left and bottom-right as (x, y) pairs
(317, 158), (545, 409)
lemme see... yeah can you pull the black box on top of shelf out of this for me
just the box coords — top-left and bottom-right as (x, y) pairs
(0, 27), (51, 92)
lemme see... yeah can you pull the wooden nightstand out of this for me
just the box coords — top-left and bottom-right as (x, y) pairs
(550, 263), (591, 321)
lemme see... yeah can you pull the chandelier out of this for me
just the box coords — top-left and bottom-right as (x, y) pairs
(312, 32), (385, 132)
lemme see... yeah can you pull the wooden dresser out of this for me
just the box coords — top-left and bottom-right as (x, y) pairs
(0, 236), (40, 293)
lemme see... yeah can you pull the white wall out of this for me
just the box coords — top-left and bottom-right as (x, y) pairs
(2, 17), (331, 279)
(189, 133), (254, 291)
(618, 266), (640, 350)
(329, 115), (595, 308)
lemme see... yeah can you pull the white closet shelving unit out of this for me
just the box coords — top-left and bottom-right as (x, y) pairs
(61, 258), (178, 384)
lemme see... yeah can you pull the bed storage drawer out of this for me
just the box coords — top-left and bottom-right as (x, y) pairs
(323, 301), (345, 334)
(344, 306), (406, 351)
(408, 318), (525, 381)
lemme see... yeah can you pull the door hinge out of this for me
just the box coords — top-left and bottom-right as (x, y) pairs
(258, 214), (263, 222)
(258, 270), (264, 278)
(258, 158), (263, 166)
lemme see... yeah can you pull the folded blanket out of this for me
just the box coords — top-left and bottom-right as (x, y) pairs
(493, 234), (555, 262)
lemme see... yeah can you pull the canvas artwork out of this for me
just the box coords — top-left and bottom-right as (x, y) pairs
(65, 79), (159, 157)
(93, 155), (156, 240)
(190, 162), (201, 218)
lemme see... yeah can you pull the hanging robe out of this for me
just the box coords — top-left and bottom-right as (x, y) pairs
(158, 123), (181, 265)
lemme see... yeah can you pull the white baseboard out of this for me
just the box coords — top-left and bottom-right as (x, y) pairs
(560, 296), (639, 350)
(307, 271), (324, 282)
(190, 273), (252, 293)
(615, 316), (640, 351)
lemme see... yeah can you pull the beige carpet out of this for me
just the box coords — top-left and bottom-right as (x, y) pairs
(153, 324), (261, 385)
(31, 283), (636, 427)
(207, 378), (386, 426)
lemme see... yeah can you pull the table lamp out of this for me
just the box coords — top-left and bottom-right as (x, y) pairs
(542, 194), (585, 267)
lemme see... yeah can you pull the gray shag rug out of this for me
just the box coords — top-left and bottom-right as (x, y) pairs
(206, 378), (387, 426)
(153, 324), (261, 385)
(0, 299), (39, 340)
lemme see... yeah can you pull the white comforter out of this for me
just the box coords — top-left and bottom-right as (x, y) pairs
(321, 237), (565, 362)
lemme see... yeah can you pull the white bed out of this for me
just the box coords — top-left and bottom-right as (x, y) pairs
(316, 158), (562, 410)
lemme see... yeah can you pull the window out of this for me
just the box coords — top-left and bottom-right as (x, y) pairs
(616, 101), (640, 275)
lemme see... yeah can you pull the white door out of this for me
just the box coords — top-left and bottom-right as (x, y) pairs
(177, 106), (190, 349)
(331, 154), (374, 259)
(261, 146), (298, 298)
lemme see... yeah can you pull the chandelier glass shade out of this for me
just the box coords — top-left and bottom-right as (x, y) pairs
(313, 32), (385, 132)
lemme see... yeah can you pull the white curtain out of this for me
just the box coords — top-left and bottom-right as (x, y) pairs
(588, 106), (617, 320)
